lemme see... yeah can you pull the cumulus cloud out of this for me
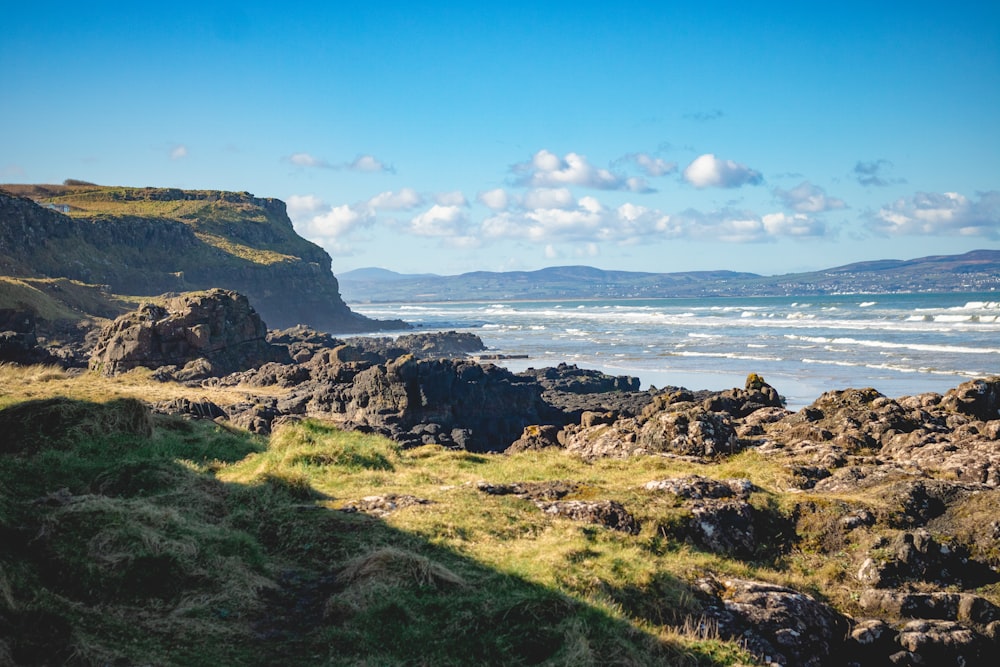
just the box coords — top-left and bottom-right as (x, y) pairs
(670, 208), (827, 243)
(170, 144), (188, 160)
(288, 152), (331, 168)
(682, 154), (763, 189)
(435, 190), (468, 207)
(512, 149), (651, 192)
(409, 205), (469, 237)
(853, 159), (905, 187)
(368, 188), (423, 210)
(867, 191), (1000, 238)
(774, 181), (847, 213)
(292, 204), (374, 248)
(349, 154), (394, 173)
(286, 194), (327, 219)
(522, 188), (575, 210)
(624, 152), (677, 177)
(477, 188), (510, 211)
(286, 152), (393, 173)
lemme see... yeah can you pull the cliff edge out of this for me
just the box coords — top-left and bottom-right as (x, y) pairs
(0, 184), (405, 332)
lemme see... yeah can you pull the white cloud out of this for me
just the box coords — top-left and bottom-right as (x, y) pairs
(625, 152), (677, 177)
(288, 152), (330, 168)
(349, 154), (393, 173)
(409, 205), (468, 237)
(170, 144), (188, 160)
(522, 188), (575, 210)
(477, 188), (510, 211)
(682, 154), (763, 189)
(762, 212), (828, 237)
(868, 191), (1000, 238)
(671, 208), (827, 242)
(300, 204), (370, 237)
(286, 194), (326, 220)
(774, 181), (846, 213)
(368, 188), (423, 210)
(512, 149), (651, 192)
(435, 190), (468, 207)
(286, 152), (392, 172)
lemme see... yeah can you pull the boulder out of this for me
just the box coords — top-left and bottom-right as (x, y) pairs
(940, 377), (1000, 422)
(535, 500), (640, 534)
(643, 475), (754, 500)
(859, 590), (1000, 625)
(895, 619), (991, 666)
(0, 309), (55, 365)
(638, 404), (740, 458)
(505, 424), (562, 453)
(89, 289), (288, 377)
(700, 577), (851, 667)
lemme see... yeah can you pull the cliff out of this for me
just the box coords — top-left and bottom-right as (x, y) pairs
(0, 184), (405, 332)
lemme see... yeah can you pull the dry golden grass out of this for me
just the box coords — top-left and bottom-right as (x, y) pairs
(0, 363), (288, 410)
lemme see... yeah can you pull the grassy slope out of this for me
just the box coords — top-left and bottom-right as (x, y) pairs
(0, 366), (758, 666)
(0, 276), (135, 325)
(9, 367), (998, 664)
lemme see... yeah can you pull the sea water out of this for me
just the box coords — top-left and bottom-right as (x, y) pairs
(351, 293), (1000, 409)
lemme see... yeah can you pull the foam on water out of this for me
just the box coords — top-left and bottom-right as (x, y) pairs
(353, 292), (998, 402)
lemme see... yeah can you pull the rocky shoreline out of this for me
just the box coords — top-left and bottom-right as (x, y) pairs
(5, 289), (1000, 665)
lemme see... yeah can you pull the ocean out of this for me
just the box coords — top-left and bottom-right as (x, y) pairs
(351, 293), (1000, 410)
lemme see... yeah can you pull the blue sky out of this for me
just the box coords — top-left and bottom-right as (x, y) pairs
(2, 1), (999, 277)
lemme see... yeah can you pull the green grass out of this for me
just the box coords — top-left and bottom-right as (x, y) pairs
(0, 374), (762, 666)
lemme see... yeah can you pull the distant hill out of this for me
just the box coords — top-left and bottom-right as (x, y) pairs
(0, 184), (404, 332)
(338, 251), (1000, 303)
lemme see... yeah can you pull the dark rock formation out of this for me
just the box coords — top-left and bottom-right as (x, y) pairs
(295, 355), (551, 452)
(0, 309), (54, 365)
(699, 577), (851, 667)
(89, 289), (288, 378)
(535, 500), (640, 534)
(475, 480), (581, 502)
(340, 494), (433, 518)
(346, 331), (487, 359)
(894, 619), (992, 666)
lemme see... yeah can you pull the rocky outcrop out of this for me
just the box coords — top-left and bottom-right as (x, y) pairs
(535, 500), (640, 534)
(0, 309), (55, 365)
(699, 577), (851, 667)
(89, 289), (288, 378)
(292, 355), (552, 452)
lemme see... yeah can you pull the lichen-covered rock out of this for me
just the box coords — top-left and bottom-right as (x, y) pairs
(856, 529), (998, 588)
(643, 475), (754, 500)
(535, 500), (640, 534)
(340, 494), (432, 518)
(475, 480), (580, 501)
(859, 590), (1000, 625)
(702, 577), (851, 667)
(895, 619), (991, 666)
(940, 377), (1000, 422)
(89, 289), (288, 377)
(638, 404), (740, 458)
(505, 424), (562, 453)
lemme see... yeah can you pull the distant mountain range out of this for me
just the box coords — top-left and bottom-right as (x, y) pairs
(338, 250), (1000, 303)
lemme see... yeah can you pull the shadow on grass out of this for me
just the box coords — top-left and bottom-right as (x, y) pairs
(0, 398), (741, 666)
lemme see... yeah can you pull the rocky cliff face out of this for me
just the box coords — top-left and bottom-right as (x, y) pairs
(0, 186), (405, 333)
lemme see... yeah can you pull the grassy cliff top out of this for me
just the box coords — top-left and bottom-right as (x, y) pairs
(1, 183), (310, 267)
